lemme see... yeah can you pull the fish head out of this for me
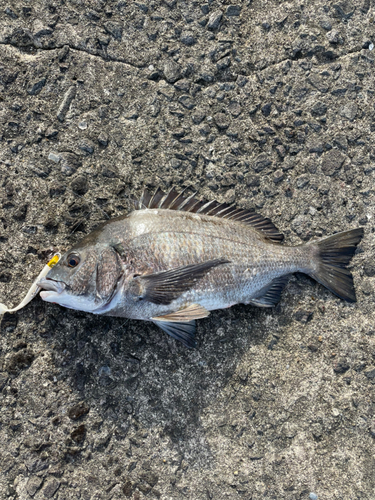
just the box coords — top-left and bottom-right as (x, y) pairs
(38, 240), (122, 313)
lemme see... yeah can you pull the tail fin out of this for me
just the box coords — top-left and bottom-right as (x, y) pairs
(309, 228), (363, 302)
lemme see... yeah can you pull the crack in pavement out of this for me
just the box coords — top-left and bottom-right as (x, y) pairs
(0, 40), (373, 88)
(0, 40), (146, 70)
(256, 45), (373, 74)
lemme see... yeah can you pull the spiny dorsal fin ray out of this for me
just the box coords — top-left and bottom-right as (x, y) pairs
(136, 188), (284, 242)
(169, 190), (189, 210)
(149, 187), (165, 209)
(140, 189), (152, 210)
(159, 188), (179, 209)
(177, 191), (199, 211)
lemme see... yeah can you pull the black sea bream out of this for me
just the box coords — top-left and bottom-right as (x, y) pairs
(38, 188), (363, 347)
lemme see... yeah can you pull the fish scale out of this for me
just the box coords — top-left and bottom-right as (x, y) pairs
(37, 188), (363, 348)
(122, 211), (307, 306)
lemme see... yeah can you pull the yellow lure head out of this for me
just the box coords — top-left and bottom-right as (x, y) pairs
(47, 254), (61, 268)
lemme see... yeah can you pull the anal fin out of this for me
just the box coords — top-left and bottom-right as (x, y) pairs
(248, 275), (290, 308)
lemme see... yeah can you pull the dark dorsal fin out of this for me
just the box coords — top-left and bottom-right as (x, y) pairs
(135, 188), (284, 242)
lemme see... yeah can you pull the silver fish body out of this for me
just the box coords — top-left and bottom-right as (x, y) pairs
(38, 188), (363, 347)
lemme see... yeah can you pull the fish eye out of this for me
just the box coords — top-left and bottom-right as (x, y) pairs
(67, 254), (80, 268)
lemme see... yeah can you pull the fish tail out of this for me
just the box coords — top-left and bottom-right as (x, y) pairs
(307, 228), (363, 302)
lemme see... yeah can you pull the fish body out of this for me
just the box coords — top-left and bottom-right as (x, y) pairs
(38, 188), (363, 347)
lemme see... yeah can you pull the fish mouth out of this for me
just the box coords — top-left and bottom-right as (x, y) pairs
(37, 278), (66, 297)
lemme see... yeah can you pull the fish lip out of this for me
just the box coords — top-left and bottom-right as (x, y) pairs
(37, 277), (66, 294)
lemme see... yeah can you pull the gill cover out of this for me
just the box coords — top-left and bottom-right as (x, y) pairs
(96, 247), (122, 301)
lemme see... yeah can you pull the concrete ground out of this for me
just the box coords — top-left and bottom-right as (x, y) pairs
(0, 1), (374, 499)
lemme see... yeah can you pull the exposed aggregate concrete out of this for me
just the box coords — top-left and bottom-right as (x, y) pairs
(0, 1), (374, 499)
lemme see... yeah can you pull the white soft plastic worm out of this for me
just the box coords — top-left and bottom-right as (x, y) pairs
(0, 253), (61, 315)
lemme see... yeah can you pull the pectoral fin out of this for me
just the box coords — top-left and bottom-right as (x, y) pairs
(153, 319), (197, 348)
(137, 258), (230, 305)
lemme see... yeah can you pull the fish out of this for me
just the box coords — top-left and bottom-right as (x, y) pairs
(37, 187), (364, 347)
